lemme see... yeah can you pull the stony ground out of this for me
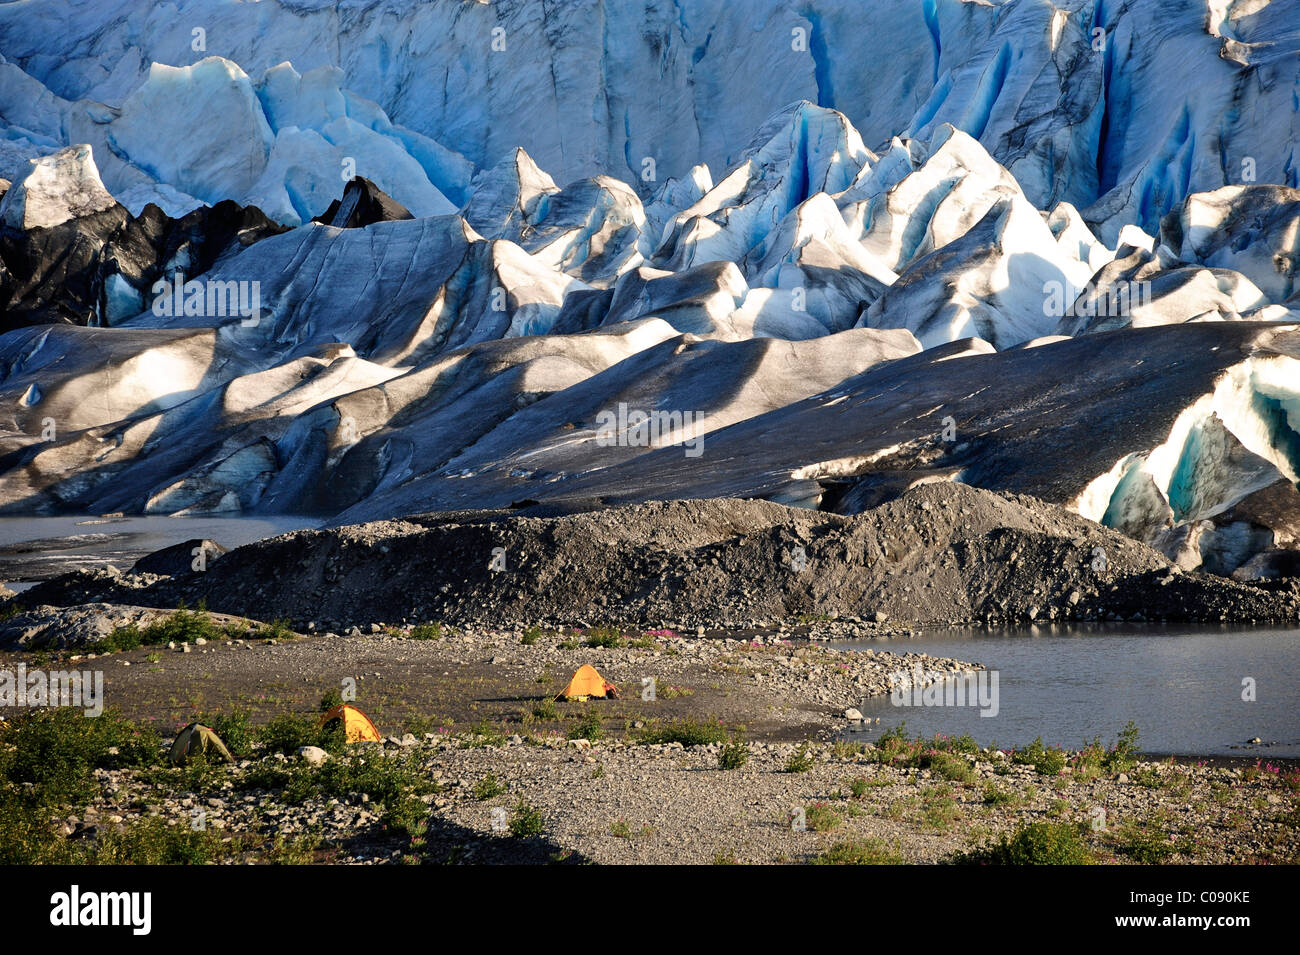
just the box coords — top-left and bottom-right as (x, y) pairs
(47, 733), (1300, 866)
(401, 739), (1300, 865)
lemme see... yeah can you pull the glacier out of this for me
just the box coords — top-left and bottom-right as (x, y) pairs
(0, 0), (1299, 580)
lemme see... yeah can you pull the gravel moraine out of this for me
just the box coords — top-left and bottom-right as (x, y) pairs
(16, 484), (1300, 634)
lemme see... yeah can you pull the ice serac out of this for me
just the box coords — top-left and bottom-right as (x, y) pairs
(501, 324), (1300, 560)
(906, 0), (1105, 214)
(2, 0), (1295, 230)
(330, 326), (923, 524)
(654, 102), (875, 271)
(845, 125), (1023, 274)
(1083, 0), (1300, 243)
(263, 320), (685, 515)
(743, 192), (896, 333)
(1057, 244), (1274, 337)
(520, 176), (646, 287)
(113, 208), (595, 375)
(89, 57), (467, 227)
(1161, 186), (1300, 305)
(601, 263), (750, 340)
(1071, 335), (1300, 573)
(0, 145), (117, 231)
(109, 59), (275, 207)
(862, 194), (1095, 349)
(0, 144), (128, 328)
(641, 165), (713, 256)
(462, 148), (560, 243)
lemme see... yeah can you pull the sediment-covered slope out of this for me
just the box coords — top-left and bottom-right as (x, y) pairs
(328, 322), (1300, 578)
(18, 483), (1300, 630)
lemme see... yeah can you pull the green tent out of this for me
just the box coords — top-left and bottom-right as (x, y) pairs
(169, 723), (235, 766)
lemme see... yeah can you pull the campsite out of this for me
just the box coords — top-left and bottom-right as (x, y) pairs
(2, 615), (1296, 866)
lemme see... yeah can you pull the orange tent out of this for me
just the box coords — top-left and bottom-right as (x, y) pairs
(319, 703), (382, 742)
(556, 664), (619, 701)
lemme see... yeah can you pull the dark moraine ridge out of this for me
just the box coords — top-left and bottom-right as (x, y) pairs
(12, 483), (1300, 634)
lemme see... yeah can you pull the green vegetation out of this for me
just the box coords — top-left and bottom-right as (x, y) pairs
(918, 786), (962, 830)
(608, 819), (653, 839)
(196, 708), (256, 759)
(530, 698), (559, 722)
(509, 800), (545, 837)
(609, 819), (633, 838)
(261, 832), (324, 865)
(566, 711), (604, 742)
(956, 821), (1094, 865)
(0, 708), (160, 807)
(813, 838), (904, 865)
(636, 717), (729, 746)
(926, 750), (976, 783)
(830, 740), (869, 760)
(258, 712), (347, 756)
(75, 604), (299, 654)
(87, 604), (230, 654)
(1129, 767), (1165, 789)
(238, 751), (435, 837)
(1010, 737), (1068, 776)
(0, 700), (442, 863)
(871, 727), (981, 771)
(0, 709), (164, 864)
(473, 774), (508, 801)
(582, 626), (622, 649)
(1112, 820), (1180, 863)
(659, 684), (693, 699)
(1071, 722), (1142, 779)
(981, 783), (1019, 807)
(90, 817), (232, 865)
(258, 618), (295, 641)
(458, 720), (507, 749)
(718, 736), (749, 770)
(803, 802), (841, 832)
(784, 744), (815, 774)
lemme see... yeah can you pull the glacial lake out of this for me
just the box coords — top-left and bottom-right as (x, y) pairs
(0, 515), (321, 588)
(826, 625), (1300, 758)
